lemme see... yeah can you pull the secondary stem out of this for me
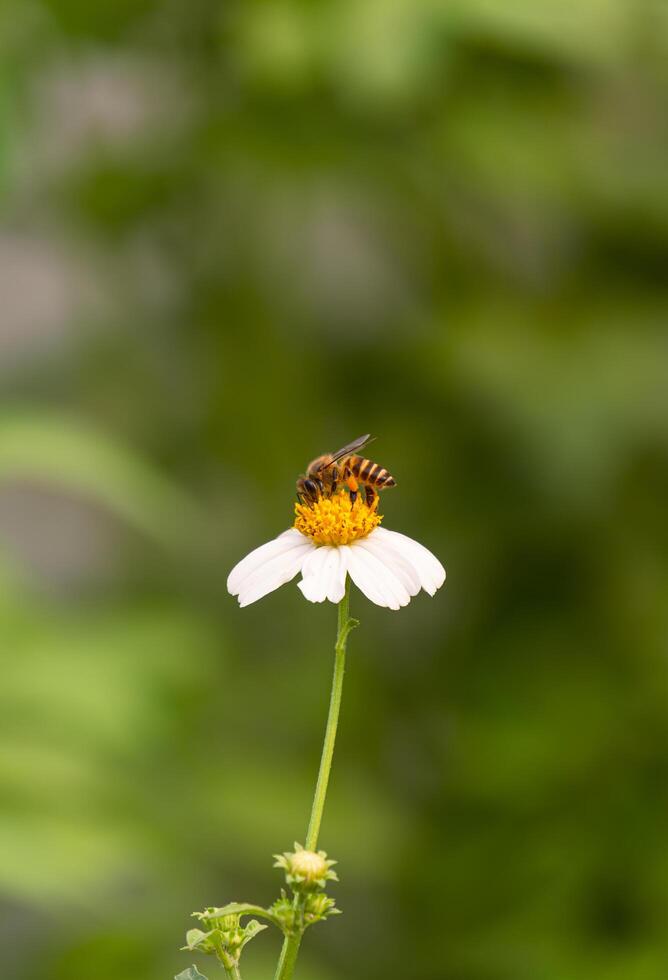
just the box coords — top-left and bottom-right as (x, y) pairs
(273, 580), (355, 980)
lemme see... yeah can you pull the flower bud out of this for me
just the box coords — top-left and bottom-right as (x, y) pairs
(290, 850), (328, 882)
(184, 907), (268, 970)
(304, 892), (341, 926)
(274, 843), (338, 892)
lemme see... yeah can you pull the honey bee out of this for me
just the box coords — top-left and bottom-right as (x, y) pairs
(296, 434), (396, 507)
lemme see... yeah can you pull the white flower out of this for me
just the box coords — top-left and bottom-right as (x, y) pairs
(227, 492), (445, 610)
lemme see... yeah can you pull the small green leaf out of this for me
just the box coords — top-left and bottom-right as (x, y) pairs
(182, 928), (214, 951)
(240, 919), (268, 950)
(175, 967), (208, 980)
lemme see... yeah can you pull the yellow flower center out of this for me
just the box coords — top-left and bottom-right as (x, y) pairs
(294, 491), (382, 546)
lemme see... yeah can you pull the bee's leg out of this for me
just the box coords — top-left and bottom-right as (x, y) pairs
(344, 466), (359, 504)
(330, 465), (339, 496)
(365, 485), (377, 509)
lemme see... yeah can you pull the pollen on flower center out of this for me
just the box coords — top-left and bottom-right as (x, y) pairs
(294, 491), (382, 546)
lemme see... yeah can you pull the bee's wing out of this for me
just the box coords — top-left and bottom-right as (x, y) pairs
(329, 434), (374, 465)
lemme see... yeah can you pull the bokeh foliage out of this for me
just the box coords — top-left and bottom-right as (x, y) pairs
(1, 2), (668, 979)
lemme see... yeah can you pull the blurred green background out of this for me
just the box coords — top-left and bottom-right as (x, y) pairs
(1, 2), (668, 979)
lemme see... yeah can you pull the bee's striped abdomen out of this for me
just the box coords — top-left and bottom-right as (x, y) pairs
(348, 455), (396, 488)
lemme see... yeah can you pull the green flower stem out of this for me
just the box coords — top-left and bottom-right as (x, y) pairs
(272, 914), (302, 980)
(209, 926), (243, 980)
(273, 579), (356, 980)
(212, 936), (242, 980)
(306, 579), (354, 850)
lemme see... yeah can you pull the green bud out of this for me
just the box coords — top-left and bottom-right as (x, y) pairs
(273, 842), (338, 892)
(304, 892), (341, 926)
(183, 907), (269, 970)
(269, 891), (298, 935)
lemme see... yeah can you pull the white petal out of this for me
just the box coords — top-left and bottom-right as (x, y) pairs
(346, 546), (390, 607)
(227, 529), (315, 607)
(347, 543), (411, 610)
(298, 546), (348, 604)
(372, 527), (445, 596)
(277, 528), (305, 540)
(227, 528), (308, 595)
(237, 542), (314, 606)
(355, 533), (421, 596)
(298, 546), (332, 603)
(327, 547), (349, 603)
